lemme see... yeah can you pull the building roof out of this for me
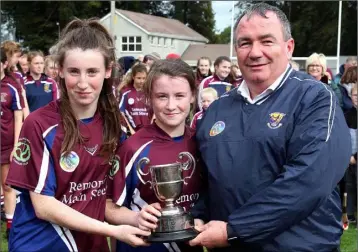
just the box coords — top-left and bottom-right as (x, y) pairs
(181, 44), (235, 62)
(113, 9), (208, 43)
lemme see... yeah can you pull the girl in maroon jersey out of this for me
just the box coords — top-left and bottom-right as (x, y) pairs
(0, 48), (24, 238)
(107, 59), (204, 252)
(6, 18), (149, 252)
(117, 63), (151, 134)
(1, 41), (29, 119)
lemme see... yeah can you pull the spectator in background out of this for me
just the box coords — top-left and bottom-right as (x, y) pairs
(1, 40), (29, 119)
(117, 63), (151, 135)
(17, 51), (29, 76)
(166, 53), (181, 59)
(44, 55), (59, 81)
(191, 87), (218, 130)
(195, 56), (212, 86)
(344, 85), (357, 225)
(306, 52), (342, 106)
(137, 54), (144, 62)
(228, 63), (242, 87)
(0, 47), (23, 239)
(334, 56), (357, 85)
(143, 52), (160, 71)
(118, 56), (136, 74)
(339, 66), (357, 114)
(24, 51), (58, 112)
(197, 56), (232, 110)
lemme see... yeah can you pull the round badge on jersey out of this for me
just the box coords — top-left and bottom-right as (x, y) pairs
(128, 98), (134, 105)
(60, 151), (80, 172)
(209, 121), (225, 136)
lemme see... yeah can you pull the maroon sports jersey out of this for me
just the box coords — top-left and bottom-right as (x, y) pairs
(119, 87), (151, 131)
(1, 77), (23, 164)
(190, 110), (204, 130)
(7, 101), (112, 252)
(109, 123), (203, 252)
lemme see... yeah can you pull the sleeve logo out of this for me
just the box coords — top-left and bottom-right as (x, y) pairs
(267, 112), (286, 129)
(60, 151), (80, 172)
(13, 138), (31, 166)
(109, 155), (120, 179)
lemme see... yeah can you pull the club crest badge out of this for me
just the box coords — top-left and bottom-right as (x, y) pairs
(13, 138), (31, 166)
(60, 151), (80, 172)
(267, 112), (286, 129)
(128, 98), (134, 105)
(109, 155), (120, 179)
(209, 121), (225, 136)
(43, 83), (51, 93)
(226, 85), (231, 92)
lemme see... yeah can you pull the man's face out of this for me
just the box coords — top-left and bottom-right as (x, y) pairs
(235, 12), (294, 86)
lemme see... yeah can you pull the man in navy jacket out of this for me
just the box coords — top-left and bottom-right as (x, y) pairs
(189, 3), (351, 252)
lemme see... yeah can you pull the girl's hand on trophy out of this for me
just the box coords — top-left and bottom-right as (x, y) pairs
(137, 203), (162, 231)
(111, 225), (151, 247)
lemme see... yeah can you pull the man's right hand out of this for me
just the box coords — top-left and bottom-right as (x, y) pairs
(111, 225), (150, 247)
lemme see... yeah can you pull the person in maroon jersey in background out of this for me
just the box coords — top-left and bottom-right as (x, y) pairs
(195, 56), (212, 87)
(228, 63), (243, 88)
(106, 59), (204, 252)
(1, 41), (29, 119)
(0, 48), (24, 239)
(6, 18), (149, 252)
(17, 51), (29, 76)
(118, 63), (151, 135)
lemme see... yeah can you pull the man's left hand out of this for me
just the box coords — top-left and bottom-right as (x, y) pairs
(189, 221), (229, 249)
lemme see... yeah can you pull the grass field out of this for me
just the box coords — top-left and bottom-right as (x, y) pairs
(1, 221), (357, 252)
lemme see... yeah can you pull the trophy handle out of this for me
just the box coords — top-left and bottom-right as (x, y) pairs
(136, 157), (152, 187)
(178, 152), (196, 185)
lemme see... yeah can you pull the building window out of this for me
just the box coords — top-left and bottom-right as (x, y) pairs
(170, 38), (174, 47)
(149, 36), (153, 44)
(121, 36), (142, 52)
(164, 38), (167, 47)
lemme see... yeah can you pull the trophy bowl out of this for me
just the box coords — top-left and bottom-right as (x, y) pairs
(136, 152), (198, 242)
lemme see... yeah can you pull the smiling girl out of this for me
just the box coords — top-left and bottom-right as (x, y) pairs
(107, 59), (204, 252)
(6, 18), (149, 252)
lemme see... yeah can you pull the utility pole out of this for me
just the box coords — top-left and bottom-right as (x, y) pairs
(110, 1), (116, 40)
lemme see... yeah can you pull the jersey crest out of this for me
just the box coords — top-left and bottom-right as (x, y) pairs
(210, 121), (225, 136)
(267, 112), (286, 129)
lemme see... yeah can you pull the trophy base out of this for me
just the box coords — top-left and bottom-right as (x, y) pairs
(147, 228), (198, 243)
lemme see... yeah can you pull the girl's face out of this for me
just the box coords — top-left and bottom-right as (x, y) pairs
(215, 60), (231, 79)
(132, 71), (147, 90)
(45, 60), (59, 79)
(151, 75), (194, 136)
(19, 56), (29, 73)
(198, 59), (210, 76)
(59, 48), (112, 112)
(30, 55), (45, 75)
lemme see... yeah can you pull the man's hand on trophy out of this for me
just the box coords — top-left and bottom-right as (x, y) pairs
(111, 225), (151, 247)
(136, 203), (162, 231)
(188, 221), (230, 248)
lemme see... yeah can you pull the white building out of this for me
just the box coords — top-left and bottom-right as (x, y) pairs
(100, 9), (209, 59)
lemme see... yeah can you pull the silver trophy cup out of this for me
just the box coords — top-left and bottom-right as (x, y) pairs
(136, 152), (198, 242)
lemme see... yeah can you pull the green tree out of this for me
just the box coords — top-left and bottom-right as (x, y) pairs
(215, 26), (231, 44)
(172, 1), (216, 43)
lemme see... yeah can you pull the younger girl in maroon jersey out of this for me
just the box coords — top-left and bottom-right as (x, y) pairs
(0, 48), (24, 239)
(107, 59), (204, 252)
(118, 63), (151, 134)
(6, 18), (149, 252)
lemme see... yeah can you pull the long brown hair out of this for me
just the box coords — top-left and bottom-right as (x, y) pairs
(341, 66), (357, 84)
(53, 18), (121, 160)
(195, 56), (212, 81)
(117, 63), (147, 94)
(144, 59), (197, 112)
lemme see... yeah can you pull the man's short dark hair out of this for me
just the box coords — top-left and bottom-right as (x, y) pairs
(234, 3), (292, 42)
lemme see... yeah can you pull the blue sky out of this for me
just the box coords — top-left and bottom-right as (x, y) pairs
(212, 1), (235, 33)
